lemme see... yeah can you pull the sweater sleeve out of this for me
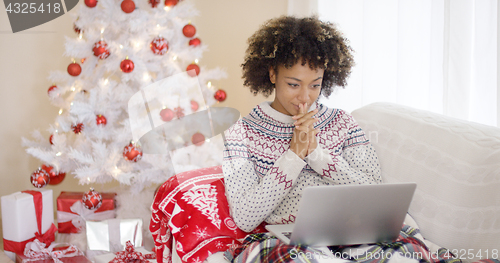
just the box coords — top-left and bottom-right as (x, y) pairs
(304, 112), (382, 185)
(222, 121), (306, 232)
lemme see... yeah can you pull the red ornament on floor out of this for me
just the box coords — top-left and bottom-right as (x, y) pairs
(164, 0), (178, 7)
(186, 63), (200, 77)
(93, 40), (110, 59)
(82, 188), (103, 210)
(214, 89), (226, 102)
(85, 0), (97, 7)
(160, 108), (174, 122)
(42, 164), (66, 185)
(121, 0), (135, 13)
(31, 168), (50, 188)
(188, 37), (201, 47)
(191, 132), (205, 146)
(123, 142), (143, 162)
(150, 36), (169, 55)
(96, 114), (107, 125)
(72, 123), (84, 134)
(120, 58), (134, 73)
(67, 62), (82, 76)
(182, 24), (196, 38)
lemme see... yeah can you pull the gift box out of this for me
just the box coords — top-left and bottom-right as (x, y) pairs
(93, 243), (155, 263)
(86, 218), (143, 257)
(56, 192), (116, 234)
(15, 239), (92, 263)
(1, 189), (56, 261)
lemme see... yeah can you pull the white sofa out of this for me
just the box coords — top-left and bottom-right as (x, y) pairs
(351, 102), (500, 262)
(174, 102), (500, 263)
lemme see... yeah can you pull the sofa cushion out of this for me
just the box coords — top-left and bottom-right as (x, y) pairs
(351, 102), (500, 258)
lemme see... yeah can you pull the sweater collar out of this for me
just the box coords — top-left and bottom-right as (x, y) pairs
(257, 101), (319, 124)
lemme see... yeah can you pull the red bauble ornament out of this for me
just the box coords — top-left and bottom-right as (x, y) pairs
(164, 0), (178, 7)
(30, 168), (50, 188)
(190, 100), (199, 111)
(191, 132), (205, 146)
(84, 0), (97, 7)
(82, 189), (102, 210)
(41, 164), (66, 185)
(182, 24), (196, 38)
(49, 134), (54, 145)
(120, 58), (134, 73)
(149, 0), (159, 8)
(150, 37), (169, 55)
(67, 62), (82, 76)
(48, 85), (57, 94)
(96, 114), (107, 125)
(186, 63), (200, 77)
(160, 108), (174, 122)
(188, 38), (201, 47)
(72, 123), (84, 134)
(73, 24), (82, 34)
(123, 142), (143, 162)
(214, 89), (227, 102)
(121, 0), (135, 13)
(93, 40), (110, 59)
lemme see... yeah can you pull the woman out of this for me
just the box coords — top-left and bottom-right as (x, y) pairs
(223, 16), (382, 233)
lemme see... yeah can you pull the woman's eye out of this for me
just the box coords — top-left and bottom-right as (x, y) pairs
(312, 84), (321, 89)
(288, 83), (299, 87)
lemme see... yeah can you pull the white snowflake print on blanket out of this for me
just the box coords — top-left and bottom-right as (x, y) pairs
(181, 185), (222, 229)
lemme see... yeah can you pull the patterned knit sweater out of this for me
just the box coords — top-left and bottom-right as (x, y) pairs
(223, 101), (382, 232)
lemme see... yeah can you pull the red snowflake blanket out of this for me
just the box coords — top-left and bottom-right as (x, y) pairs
(150, 165), (266, 263)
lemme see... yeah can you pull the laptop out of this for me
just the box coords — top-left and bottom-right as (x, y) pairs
(265, 182), (417, 247)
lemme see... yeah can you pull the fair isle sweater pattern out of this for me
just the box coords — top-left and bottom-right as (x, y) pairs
(223, 102), (382, 232)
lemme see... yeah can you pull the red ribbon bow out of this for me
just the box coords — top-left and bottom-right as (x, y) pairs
(110, 241), (155, 263)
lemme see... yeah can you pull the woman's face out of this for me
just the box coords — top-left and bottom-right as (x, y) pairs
(269, 62), (324, 116)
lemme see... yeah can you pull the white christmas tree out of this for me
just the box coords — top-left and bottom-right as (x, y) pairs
(22, 0), (231, 193)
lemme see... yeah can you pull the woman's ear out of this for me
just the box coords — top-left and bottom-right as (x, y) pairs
(269, 67), (276, 84)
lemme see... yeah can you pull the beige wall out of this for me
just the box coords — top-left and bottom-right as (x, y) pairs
(0, 0), (287, 216)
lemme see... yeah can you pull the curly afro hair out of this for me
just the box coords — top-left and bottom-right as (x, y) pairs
(242, 16), (354, 98)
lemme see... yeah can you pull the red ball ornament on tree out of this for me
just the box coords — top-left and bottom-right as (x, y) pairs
(149, 0), (159, 8)
(214, 89), (227, 102)
(93, 40), (110, 59)
(30, 168), (50, 188)
(72, 123), (84, 134)
(67, 62), (82, 77)
(150, 36), (169, 55)
(190, 100), (199, 111)
(186, 63), (200, 77)
(182, 24), (196, 38)
(188, 38), (201, 47)
(48, 85), (57, 94)
(120, 58), (134, 73)
(164, 0), (178, 7)
(82, 188), (102, 210)
(160, 108), (174, 122)
(191, 132), (205, 146)
(49, 134), (54, 145)
(96, 114), (107, 125)
(123, 142), (143, 162)
(84, 0), (97, 8)
(41, 164), (66, 185)
(121, 0), (135, 13)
